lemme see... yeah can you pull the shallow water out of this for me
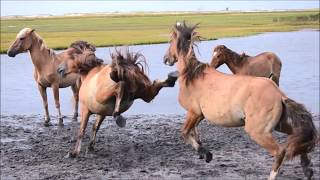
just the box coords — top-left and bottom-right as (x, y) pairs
(1, 30), (319, 116)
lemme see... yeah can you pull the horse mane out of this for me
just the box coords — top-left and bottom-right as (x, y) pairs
(215, 45), (248, 65)
(110, 49), (151, 92)
(69, 41), (103, 74)
(173, 21), (208, 86)
(32, 32), (55, 57)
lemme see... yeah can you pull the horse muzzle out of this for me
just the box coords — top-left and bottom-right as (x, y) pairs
(7, 50), (17, 57)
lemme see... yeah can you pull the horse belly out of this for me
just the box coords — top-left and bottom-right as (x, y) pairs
(88, 98), (134, 116)
(204, 106), (245, 127)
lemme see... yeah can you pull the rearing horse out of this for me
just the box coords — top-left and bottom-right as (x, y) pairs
(210, 45), (282, 86)
(7, 28), (81, 126)
(163, 22), (317, 180)
(57, 47), (178, 157)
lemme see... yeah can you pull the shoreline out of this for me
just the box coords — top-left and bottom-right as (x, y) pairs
(1, 28), (318, 54)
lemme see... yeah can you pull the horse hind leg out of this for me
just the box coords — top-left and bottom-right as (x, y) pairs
(71, 84), (79, 121)
(52, 83), (63, 126)
(68, 106), (91, 158)
(245, 126), (286, 180)
(37, 84), (50, 126)
(300, 153), (313, 180)
(88, 114), (106, 152)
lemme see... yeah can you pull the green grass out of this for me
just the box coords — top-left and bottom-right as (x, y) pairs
(1, 10), (319, 54)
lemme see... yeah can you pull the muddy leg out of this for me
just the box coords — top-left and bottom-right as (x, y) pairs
(71, 84), (79, 121)
(88, 115), (106, 151)
(181, 111), (211, 162)
(245, 127), (285, 180)
(300, 153), (313, 180)
(37, 84), (50, 126)
(113, 81), (126, 127)
(69, 106), (91, 158)
(52, 83), (63, 126)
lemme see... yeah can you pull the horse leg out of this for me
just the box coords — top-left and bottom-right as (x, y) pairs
(37, 84), (50, 126)
(88, 114), (106, 151)
(71, 84), (79, 121)
(113, 81), (126, 127)
(300, 153), (313, 180)
(69, 106), (91, 158)
(245, 126), (285, 180)
(181, 111), (211, 162)
(52, 83), (63, 126)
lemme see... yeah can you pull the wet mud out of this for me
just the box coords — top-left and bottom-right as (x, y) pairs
(1, 114), (319, 179)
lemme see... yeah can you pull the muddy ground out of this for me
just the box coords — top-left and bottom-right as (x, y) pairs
(1, 114), (319, 180)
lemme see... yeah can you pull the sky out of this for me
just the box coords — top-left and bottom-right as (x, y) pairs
(1, 1), (319, 17)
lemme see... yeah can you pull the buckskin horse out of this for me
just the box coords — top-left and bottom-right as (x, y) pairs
(57, 46), (178, 157)
(163, 22), (317, 180)
(7, 28), (81, 126)
(211, 45), (282, 86)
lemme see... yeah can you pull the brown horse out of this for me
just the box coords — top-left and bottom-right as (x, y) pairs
(163, 22), (317, 180)
(210, 45), (282, 86)
(7, 28), (81, 126)
(57, 47), (178, 157)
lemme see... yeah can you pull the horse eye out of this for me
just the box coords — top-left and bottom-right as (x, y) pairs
(19, 37), (25, 41)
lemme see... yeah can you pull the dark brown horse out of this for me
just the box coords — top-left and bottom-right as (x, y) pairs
(7, 28), (81, 126)
(58, 46), (178, 157)
(163, 22), (317, 180)
(211, 45), (282, 85)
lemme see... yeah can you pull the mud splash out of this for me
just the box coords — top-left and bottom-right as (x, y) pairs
(1, 114), (319, 179)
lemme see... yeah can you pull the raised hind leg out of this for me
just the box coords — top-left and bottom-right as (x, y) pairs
(300, 153), (313, 180)
(71, 84), (79, 121)
(52, 83), (63, 126)
(181, 111), (211, 162)
(37, 84), (50, 126)
(69, 106), (91, 158)
(113, 81), (126, 127)
(245, 125), (285, 180)
(88, 114), (106, 151)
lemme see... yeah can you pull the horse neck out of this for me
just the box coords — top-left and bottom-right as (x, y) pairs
(225, 51), (244, 74)
(28, 36), (53, 71)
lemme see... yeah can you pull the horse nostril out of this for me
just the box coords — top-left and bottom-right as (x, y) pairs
(7, 50), (16, 57)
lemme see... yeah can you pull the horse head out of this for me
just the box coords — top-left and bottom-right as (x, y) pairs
(7, 28), (36, 57)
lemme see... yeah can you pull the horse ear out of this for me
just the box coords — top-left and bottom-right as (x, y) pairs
(31, 29), (35, 33)
(110, 69), (121, 82)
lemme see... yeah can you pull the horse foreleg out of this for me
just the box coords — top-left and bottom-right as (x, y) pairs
(181, 111), (211, 162)
(88, 114), (106, 152)
(71, 84), (79, 121)
(113, 81), (125, 117)
(52, 83), (63, 126)
(69, 106), (91, 158)
(37, 84), (50, 126)
(300, 153), (313, 180)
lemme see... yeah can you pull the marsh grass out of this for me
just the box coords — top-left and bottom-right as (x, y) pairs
(1, 10), (319, 53)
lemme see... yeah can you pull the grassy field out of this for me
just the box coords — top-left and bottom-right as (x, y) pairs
(1, 10), (319, 54)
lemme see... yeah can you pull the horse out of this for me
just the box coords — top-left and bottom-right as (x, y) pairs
(57, 47), (178, 157)
(163, 22), (317, 180)
(7, 28), (81, 126)
(210, 45), (282, 86)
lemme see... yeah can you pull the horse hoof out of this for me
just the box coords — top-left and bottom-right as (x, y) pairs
(43, 121), (52, 127)
(72, 115), (78, 121)
(199, 154), (204, 159)
(58, 118), (64, 126)
(205, 152), (212, 163)
(305, 168), (313, 180)
(166, 71), (179, 87)
(67, 151), (78, 158)
(115, 115), (126, 128)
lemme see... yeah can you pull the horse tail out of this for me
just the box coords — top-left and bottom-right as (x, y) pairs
(282, 97), (318, 160)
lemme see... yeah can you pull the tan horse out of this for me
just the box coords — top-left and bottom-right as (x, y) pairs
(7, 28), (81, 126)
(210, 45), (282, 85)
(163, 22), (318, 180)
(57, 47), (178, 157)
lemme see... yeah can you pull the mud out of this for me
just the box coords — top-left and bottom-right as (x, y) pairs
(1, 114), (319, 180)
